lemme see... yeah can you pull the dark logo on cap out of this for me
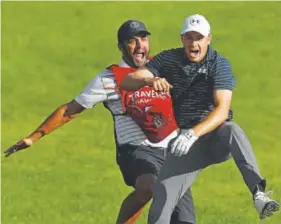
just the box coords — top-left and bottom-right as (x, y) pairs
(190, 19), (200, 26)
(130, 21), (140, 28)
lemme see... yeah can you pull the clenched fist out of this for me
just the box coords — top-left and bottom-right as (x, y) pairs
(146, 77), (173, 92)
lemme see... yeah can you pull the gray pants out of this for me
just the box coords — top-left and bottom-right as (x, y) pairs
(148, 122), (264, 224)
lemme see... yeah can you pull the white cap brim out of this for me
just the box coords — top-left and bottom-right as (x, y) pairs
(180, 27), (209, 37)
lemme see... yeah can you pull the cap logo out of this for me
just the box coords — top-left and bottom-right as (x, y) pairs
(130, 21), (140, 28)
(190, 19), (200, 26)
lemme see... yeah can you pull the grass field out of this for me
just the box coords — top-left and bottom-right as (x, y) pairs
(1, 1), (281, 224)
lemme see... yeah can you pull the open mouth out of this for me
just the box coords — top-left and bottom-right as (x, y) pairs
(134, 52), (145, 61)
(188, 49), (200, 58)
(190, 49), (199, 54)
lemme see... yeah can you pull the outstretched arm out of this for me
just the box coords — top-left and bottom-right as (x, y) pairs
(4, 70), (109, 157)
(4, 100), (85, 157)
(27, 100), (85, 142)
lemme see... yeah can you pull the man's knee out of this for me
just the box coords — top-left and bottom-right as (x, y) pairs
(222, 122), (244, 134)
(148, 205), (170, 224)
(215, 122), (246, 144)
(135, 173), (157, 204)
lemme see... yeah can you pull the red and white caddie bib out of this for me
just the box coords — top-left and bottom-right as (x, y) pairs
(109, 65), (178, 143)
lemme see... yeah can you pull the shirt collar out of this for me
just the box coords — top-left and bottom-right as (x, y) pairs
(118, 58), (131, 68)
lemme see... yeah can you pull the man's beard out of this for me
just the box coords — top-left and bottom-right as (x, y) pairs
(122, 50), (149, 68)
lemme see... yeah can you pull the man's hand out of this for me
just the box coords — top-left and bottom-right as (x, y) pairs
(169, 129), (198, 157)
(4, 138), (33, 158)
(146, 77), (173, 92)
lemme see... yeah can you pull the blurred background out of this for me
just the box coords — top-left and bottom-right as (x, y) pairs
(1, 2), (281, 224)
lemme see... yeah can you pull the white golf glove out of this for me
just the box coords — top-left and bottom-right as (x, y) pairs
(170, 129), (199, 157)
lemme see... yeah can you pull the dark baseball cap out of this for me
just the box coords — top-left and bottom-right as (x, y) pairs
(118, 20), (151, 43)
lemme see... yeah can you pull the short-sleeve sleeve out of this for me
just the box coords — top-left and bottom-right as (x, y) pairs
(74, 71), (108, 109)
(145, 51), (166, 77)
(213, 56), (235, 90)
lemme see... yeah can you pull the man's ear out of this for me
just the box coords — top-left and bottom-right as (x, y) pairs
(207, 34), (212, 45)
(118, 43), (122, 51)
(180, 35), (184, 44)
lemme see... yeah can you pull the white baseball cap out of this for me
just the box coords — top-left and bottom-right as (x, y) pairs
(180, 14), (211, 37)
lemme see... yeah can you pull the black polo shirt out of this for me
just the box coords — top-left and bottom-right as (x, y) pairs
(145, 46), (235, 129)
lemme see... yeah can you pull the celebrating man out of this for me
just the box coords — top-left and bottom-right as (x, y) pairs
(5, 20), (196, 224)
(120, 14), (280, 223)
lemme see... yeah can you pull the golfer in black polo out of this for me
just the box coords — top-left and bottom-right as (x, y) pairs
(120, 14), (279, 223)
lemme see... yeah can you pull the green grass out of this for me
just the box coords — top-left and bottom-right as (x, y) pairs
(1, 2), (281, 224)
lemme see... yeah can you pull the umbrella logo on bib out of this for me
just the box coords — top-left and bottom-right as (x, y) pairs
(153, 115), (164, 129)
